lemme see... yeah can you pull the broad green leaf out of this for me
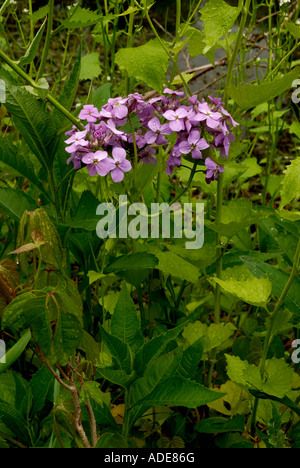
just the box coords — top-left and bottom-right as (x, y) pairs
(83, 382), (111, 408)
(0, 187), (37, 221)
(182, 321), (236, 353)
(285, 20), (300, 39)
(0, 329), (31, 375)
(0, 71), (57, 167)
(96, 368), (136, 388)
(96, 432), (128, 448)
(132, 376), (224, 408)
(289, 121), (300, 139)
(79, 52), (102, 81)
(18, 19), (46, 67)
(207, 381), (251, 416)
(134, 323), (186, 376)
(29, 365), (53, 414)
(93, 83), (112, 110)
(60, 6), (100, 29)
(206, 198), (269, 239)
(0, 137), (45, 194)
(199, 0), (243, 54)
(177, 337), (205, 379)
(98, 325), (132, 374)
(105, 252), (158, 273)
(52, 311), (83, 366)
(228, 66), (300, 109)
(279, 157), (300, 209)
(28, 5), (49, 23)
(115, 39), (170, 93)
(226, 354), (294, 399)
(110, 282), (143, 348)
(0, 402), (30, 445)
(155, 251), (200, 283)
(195, 415), (246, 434)
(259, 217), (298, 265)
(241, 256), (300, 315)
(212, 264), (272, 307)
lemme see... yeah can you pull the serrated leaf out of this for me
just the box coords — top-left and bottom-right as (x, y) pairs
(212, 264), (272, 307)
(110, 282), (143, 348)
(285, 20), (300, 39)
(279, 157), (300, 209)
(98, 325), (132, 374)
(60, 6), (100, 29)
(132, 376), (224, 408)
(199, 0), (243, 54)
(241, 256), (300, 315)
(79, 52), (102, 81)
(115, 39), (170, 93)
(226, 354), (293, 399)
(155, 251), (200, 283)
(0, 187), (37, 221)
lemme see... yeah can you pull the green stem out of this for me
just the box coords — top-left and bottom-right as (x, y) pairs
(213, 172), (224, 325)
(0, 49), (84, 131)
(37, 0), (54, 81)
(224, 0), (251, 104)
(0, 0), (11, 16)
(251, 237), (300, 436)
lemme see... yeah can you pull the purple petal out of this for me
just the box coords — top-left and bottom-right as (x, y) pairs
(111, 167), (125, 183)
(112, 146), (126, 162)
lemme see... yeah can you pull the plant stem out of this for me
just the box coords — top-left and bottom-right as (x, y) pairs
(250, 237), (300, 436)
(0, 49), (84, 131)
(37, 0), (54, 81)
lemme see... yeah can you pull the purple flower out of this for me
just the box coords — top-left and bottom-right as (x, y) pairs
(139, 146), (157, 165)
(195, 101), (222, 129)
(178, 130), (209, 159)
(163, 107), (188, 131)
(166, 152), (181, 175)
(103, 147), (132, 183)
(65, 130), (89, 153)
(144, 117), (172, 145)
(81, 150), (110, 177)
(78, 105), (100, 123)
(107, 97), (128, 120)
(214, 122), (236, 157)
(205, 157), (225, 184)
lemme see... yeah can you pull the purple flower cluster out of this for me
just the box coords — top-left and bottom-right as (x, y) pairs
(65, 87), (238, 184)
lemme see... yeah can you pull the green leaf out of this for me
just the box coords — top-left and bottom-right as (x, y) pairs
(132, 376), (224, 408)
(241, 256), (300, 315)
(279, 157), (300, 209)
(0, 138), (45, 194)
(110, 282), (143, 348)
(28, 5), (49, 23)
(154, 251), (200, 283)
(52, 311), (83, 366)
(177, 337), (205, 379)
(226, 354), (293, 399)
(93, 83), (112, 110)
(228, 66), (300, 109)
(195, 415), (245, 434)
(105, 252), (158, 273)
(212, 264), (272, 307)
(29, 365), (53, 415)
(0, 329), (31, 375)
(60, 6), (100, 29)
(98, 325), (132, 374)
(0, 187), (37, 221)
(199, 0), (243, 54)
(96, 432), (129, 448)
(182, 321), (236, 353)
(133, 323), (186, 376)
(18, 19), (46, 67)
(115, 39), (170, 93)
(284, 20), (300, 39)
(83, 382), (111, 408)
(0, 72), (56, 167)
(206, 198), (269, 239)
(79, 52), (102, 81)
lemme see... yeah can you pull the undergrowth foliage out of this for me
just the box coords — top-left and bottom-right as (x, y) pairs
(0, 0), (299, 450)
